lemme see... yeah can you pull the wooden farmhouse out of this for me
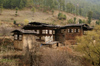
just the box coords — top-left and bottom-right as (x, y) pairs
(55, 24), (93, 45)
(12, 22), (93, 50)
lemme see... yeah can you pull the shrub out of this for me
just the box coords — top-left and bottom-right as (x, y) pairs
(79, 19), (82, 24)
(31, 7), (36, 13)
(58, 13), (66, 20)
(75, 26), (100, 66)
(15, 7), (18, 16)
(24, 19), (29, 25)
(67, 19), (74, 24)
(13, 20), (16, 24)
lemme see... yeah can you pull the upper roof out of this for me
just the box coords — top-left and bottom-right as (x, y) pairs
(23, 22), (60, 30)
(29, 22), (49, 25)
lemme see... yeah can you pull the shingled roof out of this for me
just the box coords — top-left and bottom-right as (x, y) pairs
(60, 24), (93, 30)
(23, 22), (60, 30)
(29, 22), (49, 25)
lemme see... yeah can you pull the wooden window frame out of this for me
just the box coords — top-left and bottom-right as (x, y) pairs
(14, 34), (22, 41)
(49, 30), (52, 34)
(68, 29), (71, 33)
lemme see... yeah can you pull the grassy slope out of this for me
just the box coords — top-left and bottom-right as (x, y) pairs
(0, 9), (97, 26)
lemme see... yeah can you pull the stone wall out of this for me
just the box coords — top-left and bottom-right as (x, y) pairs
(23, 34), (36, 52)
(14, 40), (23, 50)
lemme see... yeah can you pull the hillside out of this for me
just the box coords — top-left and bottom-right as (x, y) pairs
(65, 0), (100, 19)
(0, 0), (100, 19)
(0, 9), (97, 26)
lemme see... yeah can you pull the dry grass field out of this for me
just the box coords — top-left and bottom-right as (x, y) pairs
(0, 9), (97, 26)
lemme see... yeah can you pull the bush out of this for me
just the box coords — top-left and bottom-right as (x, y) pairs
(31, 7), (36, 13)
(68, 19), (74, 24)
(79, 19), (82, 24)
(13, 20), (16, 24)
(58, 13), (66, 20)
(75, 26), (100, 66)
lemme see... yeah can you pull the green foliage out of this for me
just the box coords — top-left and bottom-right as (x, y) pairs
(76, 26), (100, 66)
(31, 7), (36, 13)
(79, 19), (86, 24)
(79, 8), (82, 16)
(87, 11), (93, 24)
(82, 19), (86, 24)
(66, 3), (75, 13)
(74, 17), (76, 24)
(58, 13), (66, 20)
(13, 20), (16, 24)
(0, 0), (99, 19)
(79, 19), (82, 24)
(15, 7), (18, 16)
(96, 18), (100, 25)
(67, 19), (74, 24)
(24, 19), (29, 25)
(96, 21), (100, 25)
(0, 4), (3, 15)
(52, 10), (54, 16)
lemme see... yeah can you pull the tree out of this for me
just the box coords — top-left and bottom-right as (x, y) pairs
(67, 19), (73, 24)
(13, 20), (16, 24)
(66, 3), (75, 13)
(58, 13), (66, 20)
(96, 18), (100, 25)
(52, 10), (54, 17)
(26, 0), (34, 7)
(0, 4), (3, 15)
(76, 26), (100, 66)
(19, 0), (27, 9)
(0, 0), (3, 15)
(15, 7), (18, 16)
(79, 19), (82, 24)
(31, 7), (36, 14)
(79, 8), (82, 16)
(74, 17), (76, 24)
(87, 11), (93, 24)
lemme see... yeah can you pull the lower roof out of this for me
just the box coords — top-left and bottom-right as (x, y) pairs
(11, 29), (37, 34)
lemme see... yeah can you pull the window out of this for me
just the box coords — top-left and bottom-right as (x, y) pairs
(75, 29), (76, 32)
(78, 29), (80, 32)
(46, 30), (48, 34)
(19, 35), (22, 40)
(75, 29), (80, 33)
(53, 30), (55, 34)
(49, 30), (52, 34)
(42, 30), (46, 34)
(37, 30), (39, 34)
(68, 29), (71, 33)
(68, 29), (69, 33)
(14, 35), (18, 40)
(14, 34), (22, 40)
(71, 29), (73, 33)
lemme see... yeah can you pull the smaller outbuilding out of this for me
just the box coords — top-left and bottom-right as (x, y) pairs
(11, 29), (37, 51)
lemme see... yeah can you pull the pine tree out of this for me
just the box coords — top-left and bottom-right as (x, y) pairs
(87, 11), (93, 24)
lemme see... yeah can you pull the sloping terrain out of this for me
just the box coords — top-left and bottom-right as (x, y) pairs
(0, 9), (96, 26)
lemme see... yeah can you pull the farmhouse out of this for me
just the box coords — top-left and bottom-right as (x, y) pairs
(55, 24), (93, 45)
(12, 22), (93, 50)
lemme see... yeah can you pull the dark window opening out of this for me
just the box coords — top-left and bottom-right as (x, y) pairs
(56, 43), (59, 47)
(14, 34), (22, 40)
(68, 29), (72, 33)
(75, 29), (80, 33)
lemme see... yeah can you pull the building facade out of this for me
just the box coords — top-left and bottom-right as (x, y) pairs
(12, 22), (93, 50)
